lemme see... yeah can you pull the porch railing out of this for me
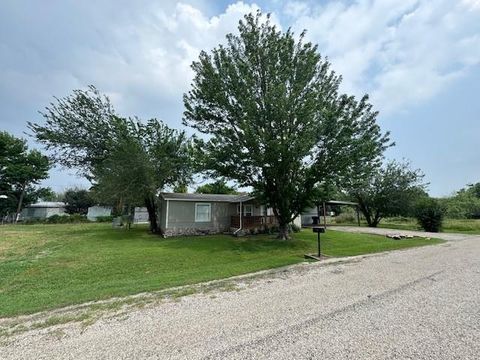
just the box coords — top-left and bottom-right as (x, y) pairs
(230, 215), (277, 229)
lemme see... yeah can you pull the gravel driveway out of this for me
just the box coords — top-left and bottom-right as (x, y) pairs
(329, 225), (476, 241)
(1, 231), (479, 359)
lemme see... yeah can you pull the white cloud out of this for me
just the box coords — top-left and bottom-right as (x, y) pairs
(286, 0), (480, 114)
(462, 0), (480, 11)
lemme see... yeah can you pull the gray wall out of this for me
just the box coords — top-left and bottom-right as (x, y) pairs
(22, 207), (66, 220)
(158, 199), (271, 236)
(165, 200), (235, 233)
(159, 198), (167, 231)
(87, 206), (112, 221)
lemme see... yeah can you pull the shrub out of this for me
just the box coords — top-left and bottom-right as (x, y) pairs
(22, 218), (43, 225)
(334, 212), (356, 224)
(23, 214), (90, 225)
(414, 198), (445, 232)
(290, 224), (301, 233)
(267, 225), (279, 234)
(95, 215), (114, 223)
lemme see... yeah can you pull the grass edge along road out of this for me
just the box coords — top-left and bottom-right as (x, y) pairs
(0, 223), (444, 317)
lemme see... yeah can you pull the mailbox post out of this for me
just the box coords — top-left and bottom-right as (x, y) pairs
(312, 226), (325, 257)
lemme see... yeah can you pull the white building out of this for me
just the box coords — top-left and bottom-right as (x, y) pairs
(21, 202), (66, 220)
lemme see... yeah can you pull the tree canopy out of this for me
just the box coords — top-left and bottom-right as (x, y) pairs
(63, 188), (95, 215)
(0, 131), (51, 220)
(347, 161), (426, 227)
(92, 119), (193, 231)
(30, 88), (193, 233)
(183, 12), (390, 239)
(439, 182), (480, 219)
(28, 86), (120, 180)
(195, 180), (237, 194)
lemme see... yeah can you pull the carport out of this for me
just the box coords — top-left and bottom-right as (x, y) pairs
(314, 200), (360, 227)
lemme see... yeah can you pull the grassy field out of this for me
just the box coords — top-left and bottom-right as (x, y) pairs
(335, 217), (480, 234)
(0, 223), (443, 317)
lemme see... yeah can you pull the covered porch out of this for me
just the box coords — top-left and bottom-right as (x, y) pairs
(230, 215), (277, 229)
(229, 199), (278, 232)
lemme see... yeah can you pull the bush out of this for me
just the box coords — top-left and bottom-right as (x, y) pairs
(414, 198), (445, 232)
(22, 218), (43, 225)
(334, 212), (357, 224)
(290, 223), (301, 233)
(23, 214), (90, 225)
(95, 215), (114, 223)
(267, 225), (279, 234)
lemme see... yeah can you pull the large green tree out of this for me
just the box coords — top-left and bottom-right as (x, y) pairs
(29, 89), (192, 233)
(183, 12), (390, 239)
(0, 131), (51, 221)
(348, 161), (426, 227)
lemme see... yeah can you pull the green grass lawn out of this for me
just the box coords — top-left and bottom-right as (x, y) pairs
(335, 217), (480, 234)
(0, 223), (443, 317)
(379, 218), (480, 234)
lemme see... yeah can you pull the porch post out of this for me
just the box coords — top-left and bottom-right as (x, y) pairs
(323, 201), (327, 228)
(239, 201), (242, 229)
(165, 200), (169, 229)
(356, 205), (361, 227)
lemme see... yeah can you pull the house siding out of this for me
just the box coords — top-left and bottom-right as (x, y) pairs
(158, 195), (277, 237)
(161, 200), (236, 236)
(22, 206), (66, 220)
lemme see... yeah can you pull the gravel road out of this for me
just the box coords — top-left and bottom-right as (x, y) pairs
(1, 231), (479, 359)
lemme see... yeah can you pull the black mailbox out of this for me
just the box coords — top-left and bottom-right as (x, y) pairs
(312, 227), (325, 233)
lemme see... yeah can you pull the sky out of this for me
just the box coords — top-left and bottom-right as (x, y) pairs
(1, 0), (479, 196)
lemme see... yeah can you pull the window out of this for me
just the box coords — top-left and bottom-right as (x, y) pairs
(237, 204), (253, 216)
(195, 203), (211, 222)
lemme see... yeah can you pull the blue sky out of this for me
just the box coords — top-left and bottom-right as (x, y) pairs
(1, 0), (479, 196)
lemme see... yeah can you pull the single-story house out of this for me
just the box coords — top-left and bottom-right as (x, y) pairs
(21, 201), (66, 220)
(133, 207), (149, 224)
(87, 206), (150, 224)
(159, 193), (299, 237)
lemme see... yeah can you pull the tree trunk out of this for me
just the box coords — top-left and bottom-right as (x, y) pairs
(272, 207), (291, 240)
(144, 196), (160, 234)
(14, 184), (26, 224)
(277, 222), (290, 240)
(357, 198), (375, 227)
(370, 212), (381, 228)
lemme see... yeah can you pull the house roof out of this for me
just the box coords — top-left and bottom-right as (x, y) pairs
(26, 201), (66, 208)
(160, 193), (255, 203)
(325, 200), (358, 206)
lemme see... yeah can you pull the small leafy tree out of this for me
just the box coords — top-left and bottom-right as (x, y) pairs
(348, 161), (426, 227)
(415, 198), (445, 232)
(0, 131), (50, 221)
(29, 88), (193, 233)
(90, 119), (192, 233)
(183, 12), (390, 239)
(195, 180), (237, 194)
